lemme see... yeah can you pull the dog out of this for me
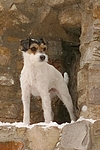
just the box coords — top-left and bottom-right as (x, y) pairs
(20, 38), (76, 125)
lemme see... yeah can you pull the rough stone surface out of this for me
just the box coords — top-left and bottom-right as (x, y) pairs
(61, 121), (91, 150)
(0, 0), (100, 148)
(59, 5), (81, 29)
(0, 120), (95, 150)
(0, 73), (14, 86)
(78, 0), (100, 121)
(91, 120), (100, 150)
(27, 125), (61, 150)
(0, 47), (11, 66)
(80, 105), (100, 120)
(0, 141), (24, 150)
(45, 0), (81, 8)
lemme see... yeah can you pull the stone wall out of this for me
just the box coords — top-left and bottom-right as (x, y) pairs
(78, 0), (100, 120)
(0, 0), (81, 124)
(0, 120), (100, 150)
(0, 0), (100, 149)
(0, 120), (99, 150)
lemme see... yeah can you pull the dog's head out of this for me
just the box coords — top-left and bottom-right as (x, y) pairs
(20, 38), (48, 65)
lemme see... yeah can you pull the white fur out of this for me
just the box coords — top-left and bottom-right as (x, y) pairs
(20, 52), (76, 124)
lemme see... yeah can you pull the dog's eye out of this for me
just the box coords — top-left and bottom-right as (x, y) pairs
(30, 47), (37, 51)
(43, 47), (47, 51)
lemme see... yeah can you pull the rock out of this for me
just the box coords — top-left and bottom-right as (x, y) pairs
(37, 6), (57, 24)
(9, 4), (18, 11)
(77, 66), (88, 92)
(9, 9), (30, 24)
(0, 0), (14, 10)
(59, 5), (81, 29)
(61, 121), (91, 150)
(0, 141), (24, 150)
(45, 0), (81, 8)
(80, 104), (100, 120)
(0, 100), (22, 119)
(93, 4), (100, 19)
(0, 3), (4, 11)
(0, 73), (14, 86)
(0, 47), (11, 66)
(92, 120), (100, 150)
(27, 125), (61, 150)
(14, 0), (26, 3)
(45, 0), (64, 7)
(0, 120), (95, 150)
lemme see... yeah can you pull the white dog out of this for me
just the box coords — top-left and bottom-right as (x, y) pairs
(20, 38), (76, 125)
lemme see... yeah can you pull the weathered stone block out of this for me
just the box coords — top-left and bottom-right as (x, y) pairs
(27, 125), (61, 150)
(89, 86), (100, 104)
(1, 0), (13, 10)
(38, 6), (57, 24)
(0, 141), (24, 150)
(7, 37), (20, 42)
(77, 67), (88, 92)
(80, 105), (100, 120)
(0, 126), (16, 141)
(0, 47), (11, 66)
(92, 120), (100, 150)
(13, 0), (25, 3)
(93, 120), (100, 136)
(0, 86), (15, 99)
(61, 121), (91, 150)
(0, 101), (22, 119)
(80, 47), (93, 68)
(45, 0), (81, 7)
(89, 63), (100, 84)
(78, 90), (88, 106)
(59, 6), (81, 28)
(48, 40), (63, 72)
(0, 73), (14, 86)
(88, 63), (100, 104)
(80, 42), (100, 68)
(0, 3), (4, 11)
(16, 127), (27, 137)
(16, 60), (23, 72)
(48, 40), (63, 56)
(45, 0), (64, 7)
(93, 4), (100, 19)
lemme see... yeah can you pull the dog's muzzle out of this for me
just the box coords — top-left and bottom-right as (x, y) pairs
(40, 55), (45, 61)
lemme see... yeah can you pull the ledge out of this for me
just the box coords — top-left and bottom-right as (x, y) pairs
(0, 118), (97, 150)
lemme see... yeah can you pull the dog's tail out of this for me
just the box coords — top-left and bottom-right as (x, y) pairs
(64, 72), (69, 85)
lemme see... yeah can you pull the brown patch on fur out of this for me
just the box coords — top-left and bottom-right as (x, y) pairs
(27, 49), (34, 54)
(40, 44), (47, 51)
(27, 43), (47, 54)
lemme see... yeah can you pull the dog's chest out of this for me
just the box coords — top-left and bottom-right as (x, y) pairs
(28, 69), (48, 96)
(21, 64), (57, 96)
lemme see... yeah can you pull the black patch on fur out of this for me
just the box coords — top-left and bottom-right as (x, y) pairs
(20, 38), (47, 52)
(38, 38), (47, 45)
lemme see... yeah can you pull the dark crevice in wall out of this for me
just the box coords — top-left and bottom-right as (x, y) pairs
(56, 41), (81, 124)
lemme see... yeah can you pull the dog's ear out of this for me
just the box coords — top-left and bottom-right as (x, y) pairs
(20, 38), (30, 52)
(39, 38), (48, 45)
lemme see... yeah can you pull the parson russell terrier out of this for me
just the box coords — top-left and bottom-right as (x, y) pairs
(20, 38), (76, 125)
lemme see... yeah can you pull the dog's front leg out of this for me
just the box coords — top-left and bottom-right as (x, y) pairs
(21, 86), (31, 125)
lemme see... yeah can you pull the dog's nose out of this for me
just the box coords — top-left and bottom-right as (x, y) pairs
(40, 55), (45, 61)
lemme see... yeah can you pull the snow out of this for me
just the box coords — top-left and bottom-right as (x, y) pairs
(77, 116), (96, 124)
(82, 105), (87, 112)
(0, 117), (96, 129)
(0, 121), (69, 129)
